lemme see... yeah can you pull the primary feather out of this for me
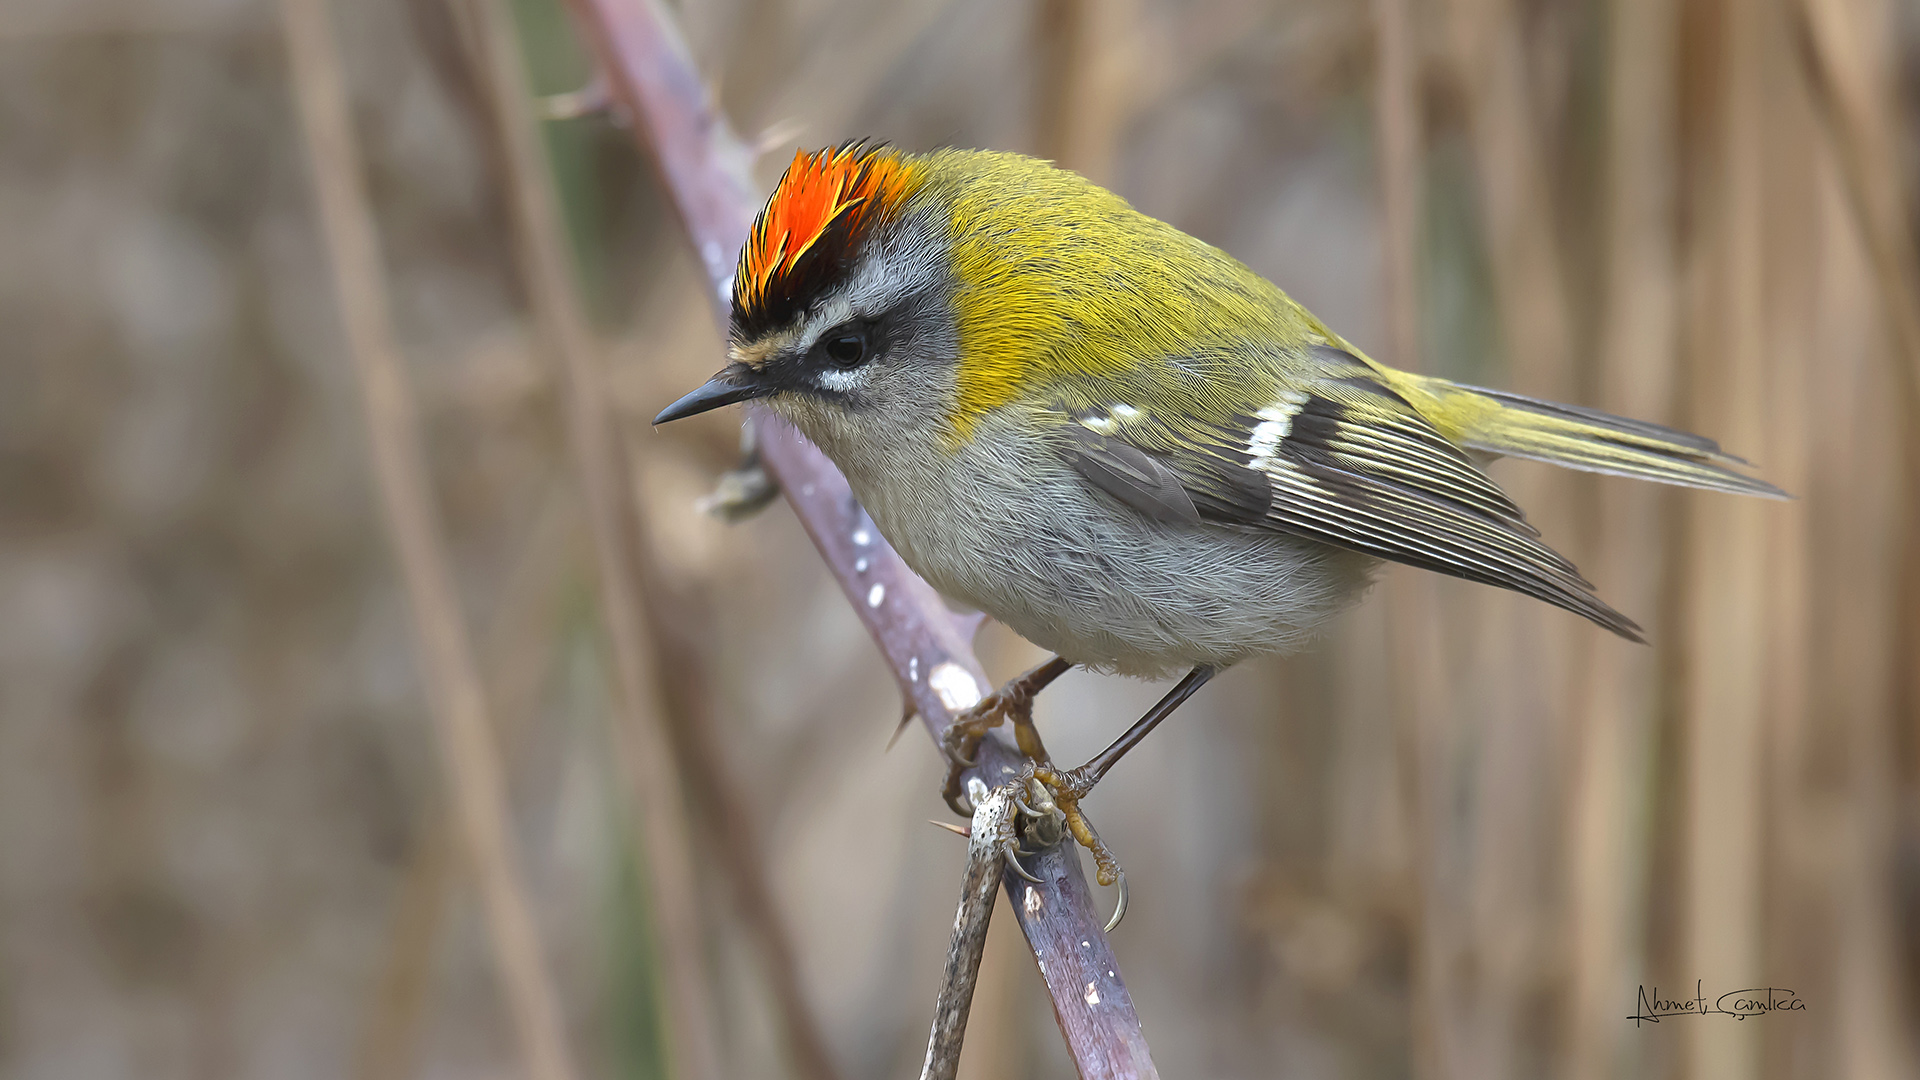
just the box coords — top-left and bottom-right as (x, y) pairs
(1376, 370), (1787, 498)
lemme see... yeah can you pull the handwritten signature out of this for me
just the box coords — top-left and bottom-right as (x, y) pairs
(1629, 981), (1805, 1026)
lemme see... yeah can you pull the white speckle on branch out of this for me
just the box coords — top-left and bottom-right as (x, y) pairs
(909, 657), (919, 682)
(867, 583), (886, 608)
(930, 663), (981, 712)
(1025, 886), (1042, 915)
(855, 557), (869, 573)
(1084, 982), (1100, 1006)
(852, 528), (872, 546)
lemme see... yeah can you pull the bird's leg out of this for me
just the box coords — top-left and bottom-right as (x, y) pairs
(941, 655), (1072, 765)
(1030, 665), (1216, 887)
(940, 656), (1072, 811)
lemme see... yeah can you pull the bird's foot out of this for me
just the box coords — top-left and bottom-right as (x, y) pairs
(958, 764), (1128, 932)
(1027, 763), (1129, 931)
(938, 691), (1014, 772)
(940, 658), (1068, 813)
(956, 768), (1066, 884)
(1028, 762), (1122, 888)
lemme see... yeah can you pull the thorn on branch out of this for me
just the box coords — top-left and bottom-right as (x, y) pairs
(537, 74), (614, 121)
(887, 706), (917, 751)
(752, 118), (808, 159)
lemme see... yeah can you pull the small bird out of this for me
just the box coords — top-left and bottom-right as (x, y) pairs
(655, 143), (1782, 888)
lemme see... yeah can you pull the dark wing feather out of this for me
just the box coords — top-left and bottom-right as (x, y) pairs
(1063, 425), (1200, 525)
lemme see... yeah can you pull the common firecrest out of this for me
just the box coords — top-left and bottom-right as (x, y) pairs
(655, 143), (1782, 885)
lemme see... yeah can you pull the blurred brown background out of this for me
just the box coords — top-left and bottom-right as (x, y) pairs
(3, 0), (1919, 1077)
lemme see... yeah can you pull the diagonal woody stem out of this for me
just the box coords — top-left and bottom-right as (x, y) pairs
(919, 785), (1018, 1080)
(554, 0), (1158, 1073)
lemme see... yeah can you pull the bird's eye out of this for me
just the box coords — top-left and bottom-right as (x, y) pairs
(823, 327), (868, 368)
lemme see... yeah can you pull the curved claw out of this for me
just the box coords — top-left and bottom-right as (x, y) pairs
(942, 735), (978, 769)
(1102, 871), (1129, 934)
(1002, 845), (1042, 883)
(1014, 796), (1039, 819)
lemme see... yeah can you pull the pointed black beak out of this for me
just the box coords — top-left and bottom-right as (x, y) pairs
(653, 364), (769, 425)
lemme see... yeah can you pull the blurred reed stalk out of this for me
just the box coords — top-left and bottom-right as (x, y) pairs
(1791, 2), (1920, 1073)
(460, 2), (726, 1077)
(459, 0), (846, 1076)
(1793, 0), (1920, 850)
(354, 488), (584, 1080)
(1442, 1), (1584, 1074)
(1445, 0), (1574, 396)
(1033, 0), (1088, 166)
(1372, 0), (1421, 381)
(1756, 9), (1820, 1077)
(1563, 1), (1680, 1078)
(1032, 0), (1138, 182)
(277, 1), (579, 1078)
(1677, 1), (1770, 1076)
(1793, 0), (1920, 417)
(1366, 2), (1451, 1079)
(353, 807), (456, 1080)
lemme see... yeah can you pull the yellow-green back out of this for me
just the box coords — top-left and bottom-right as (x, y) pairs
(912, 149), (1337, 441)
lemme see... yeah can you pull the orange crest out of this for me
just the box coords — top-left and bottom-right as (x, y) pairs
(733, 144), (917, 340)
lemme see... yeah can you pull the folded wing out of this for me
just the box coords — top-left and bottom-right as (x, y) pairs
(1057, 345), (1647, 641)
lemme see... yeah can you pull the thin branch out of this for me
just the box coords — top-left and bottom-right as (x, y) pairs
(460, 0), (843, 1076)
(277, 2), (578, 1080)
(918, 787), (1017, 1080)
(556, 0), (1157, 1072)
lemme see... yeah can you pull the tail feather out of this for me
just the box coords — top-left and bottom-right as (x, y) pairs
(1390, 374), (1790, 500)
